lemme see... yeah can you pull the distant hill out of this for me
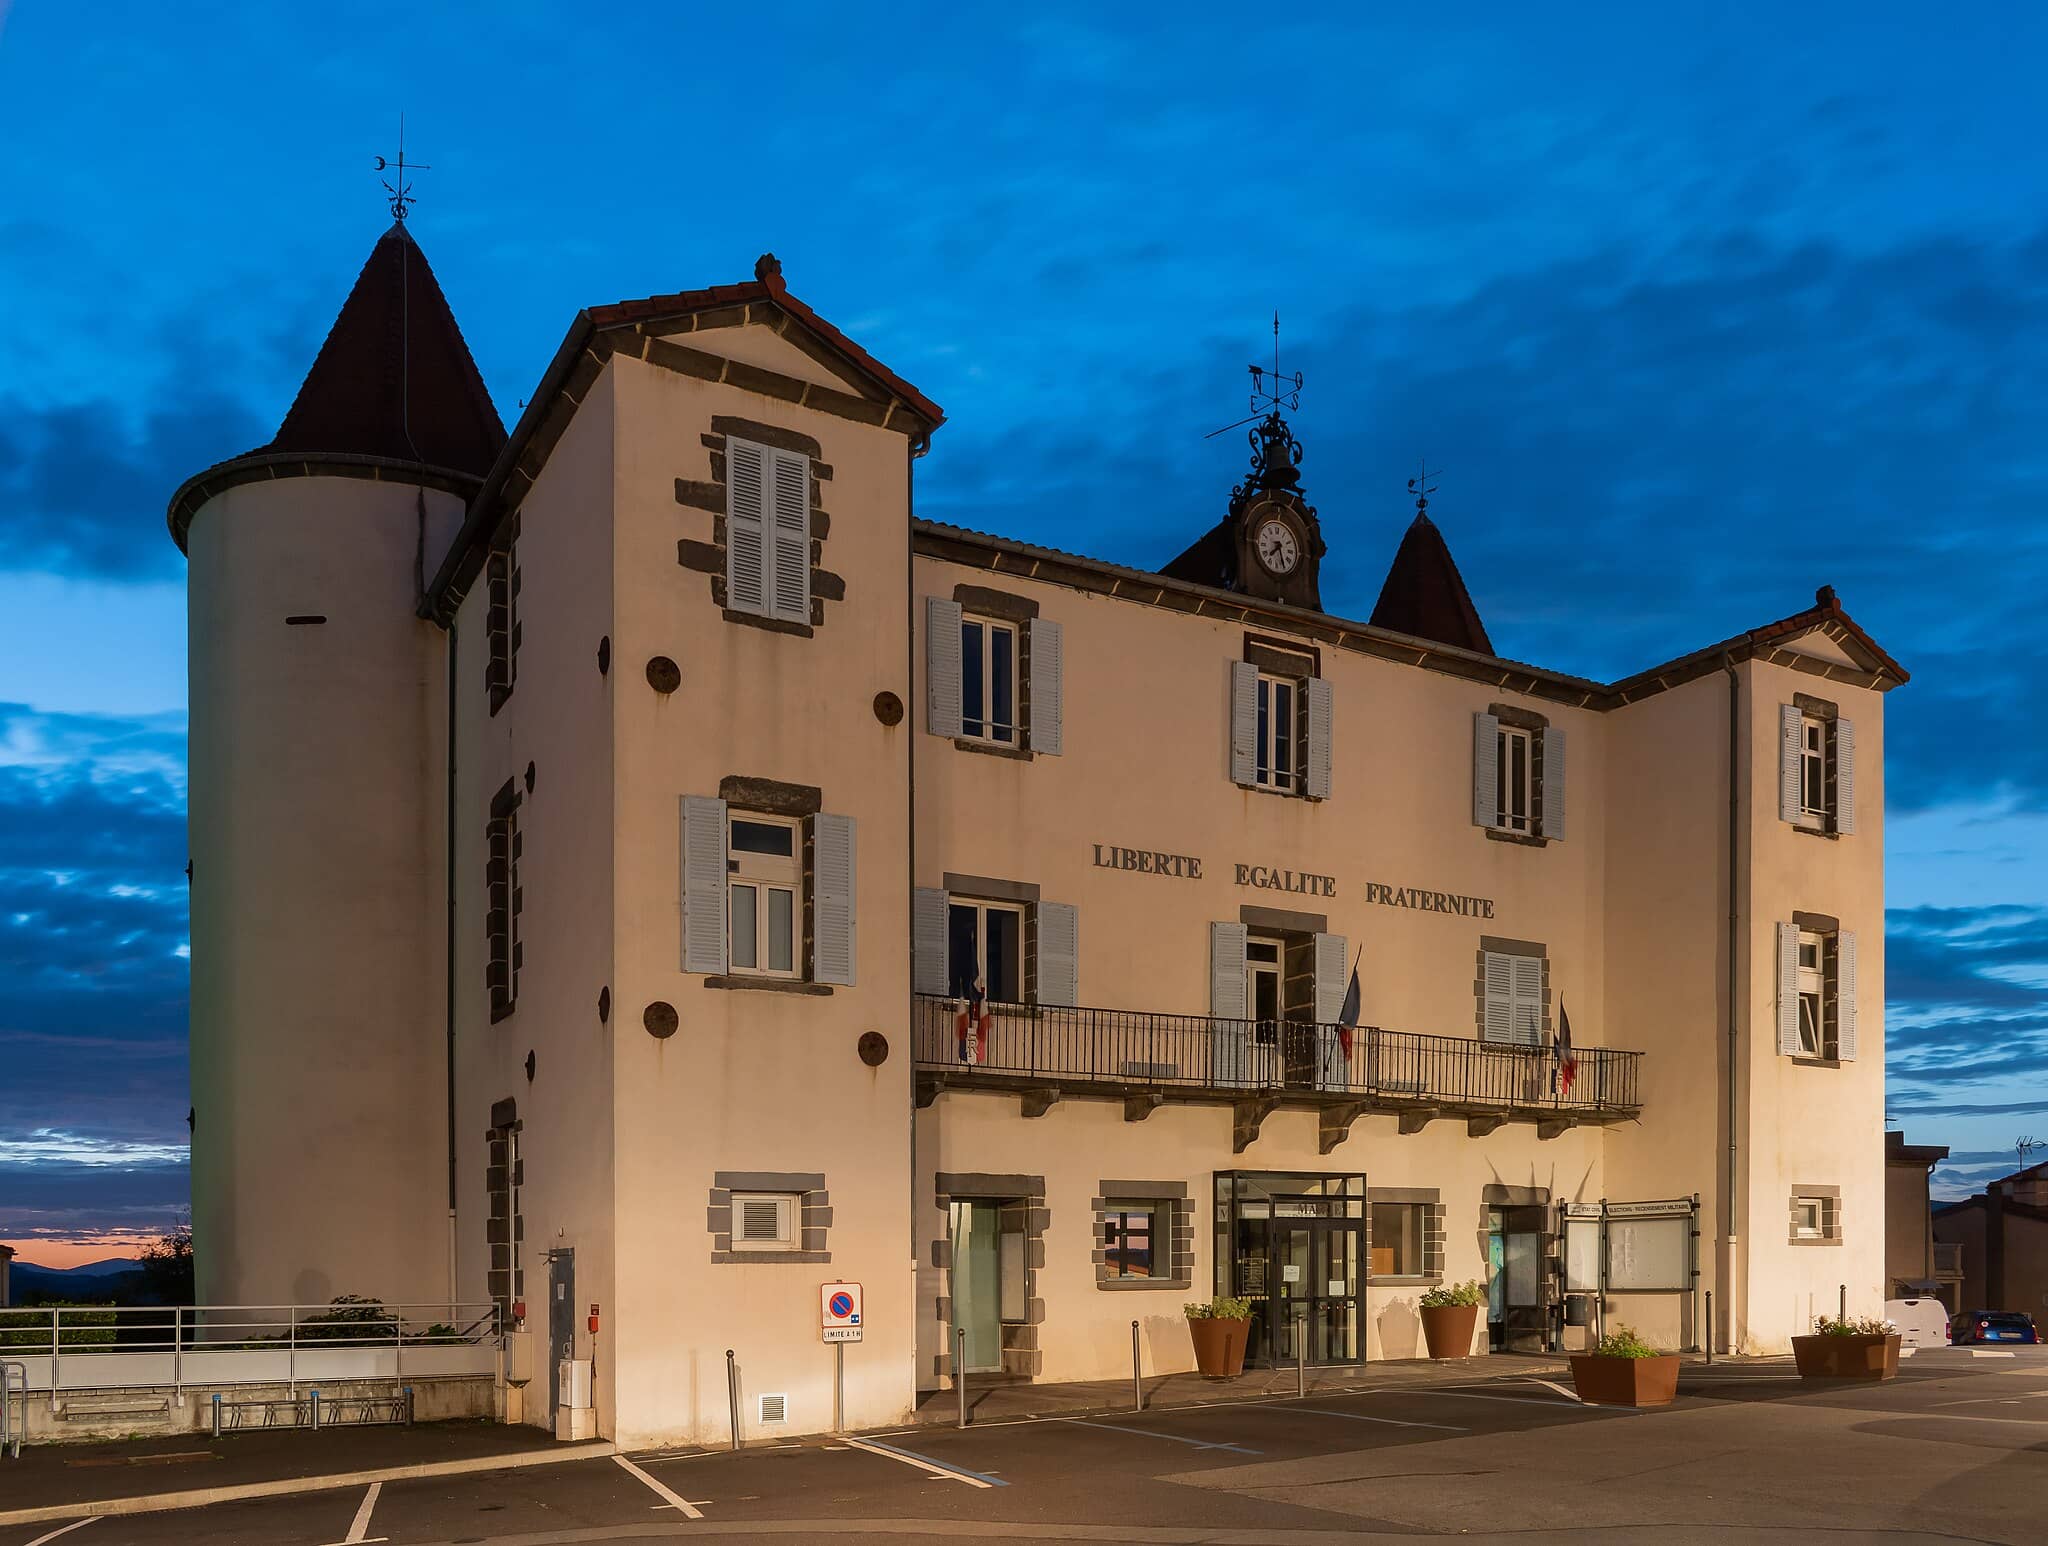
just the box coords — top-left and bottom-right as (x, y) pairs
(7, 1259), (147, 1305)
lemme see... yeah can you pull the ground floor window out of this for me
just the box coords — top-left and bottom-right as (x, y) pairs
(1103, 1203), (1156, 1278)
(1369, 1202), (1424, 1277)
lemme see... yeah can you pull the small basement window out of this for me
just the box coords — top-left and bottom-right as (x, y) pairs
(731, 1193), (799, 1250)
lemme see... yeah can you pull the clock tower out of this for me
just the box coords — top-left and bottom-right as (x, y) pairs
(1160, 410), (1327, 610)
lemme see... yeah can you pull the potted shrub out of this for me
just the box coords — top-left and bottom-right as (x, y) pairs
(1792, 1315), (1900, 1381)
(1418, 1281), (1485, 1359)
(1184, 1295), (1255, 1378)
(1569, 1325), (1681, 1407)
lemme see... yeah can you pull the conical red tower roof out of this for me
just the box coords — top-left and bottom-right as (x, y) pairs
(264, 221), (504, 476)
(1369, 510), (1493, 655)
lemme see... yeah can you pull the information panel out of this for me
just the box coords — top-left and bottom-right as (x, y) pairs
(1605, 1215), (1690, 1292)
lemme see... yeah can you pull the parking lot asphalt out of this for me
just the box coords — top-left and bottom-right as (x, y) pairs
(6, 1348), (2046, 1545)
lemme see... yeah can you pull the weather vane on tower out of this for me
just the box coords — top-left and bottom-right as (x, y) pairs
(1408, 457), (1443, 515)
(374, 115), (430, 222)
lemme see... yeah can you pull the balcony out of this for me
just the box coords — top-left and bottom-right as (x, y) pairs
(912, 994), (1642, 1151)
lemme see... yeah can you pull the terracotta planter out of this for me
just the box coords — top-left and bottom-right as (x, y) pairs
(1419, 1303), (1481, 1359)
(1187, 1316), (1251, 1378)
(1792, 1333), (1900, 1381)
(1569, 1353), (1681, 1407)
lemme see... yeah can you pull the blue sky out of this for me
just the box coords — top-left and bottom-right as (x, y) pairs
(4, 4), (2046, 1261)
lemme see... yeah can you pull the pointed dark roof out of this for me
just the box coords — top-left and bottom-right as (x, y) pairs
(263, 221), (504, 476)
(1369, 511), (1493, 654)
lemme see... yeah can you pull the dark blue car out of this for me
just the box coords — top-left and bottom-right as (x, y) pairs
(1950, 1310), (2039, 1346)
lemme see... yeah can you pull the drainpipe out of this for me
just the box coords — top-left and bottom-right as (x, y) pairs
(445, 617), (461, 1301)
(906, 435), (928, 1339)
(1721, 655), (1741, 1354)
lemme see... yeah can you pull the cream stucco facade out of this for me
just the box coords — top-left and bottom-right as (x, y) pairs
(176, 232), (1905, 1448)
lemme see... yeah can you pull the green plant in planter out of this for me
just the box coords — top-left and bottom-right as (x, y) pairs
(1419, 1281), (1486, 1308)
(1185, 1295), (1254, 1320)
(1812, 1314), (1895, 1337)
(1591, 1325), (1662, 1359)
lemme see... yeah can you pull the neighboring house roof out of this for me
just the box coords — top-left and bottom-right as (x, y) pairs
(1935, 1194), (2048, 1224)
(1369, 511), (1493, 655)
(1887, 1131), (1951, 1166)
(167, 221), (506, 550)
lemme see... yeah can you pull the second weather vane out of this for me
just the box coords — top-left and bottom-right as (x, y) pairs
(373, 115), (430, 222)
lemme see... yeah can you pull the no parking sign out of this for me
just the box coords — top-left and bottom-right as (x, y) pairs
(821, 1280), (863, 1343)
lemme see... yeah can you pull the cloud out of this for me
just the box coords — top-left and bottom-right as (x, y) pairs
(0, 1130), (189, 1167)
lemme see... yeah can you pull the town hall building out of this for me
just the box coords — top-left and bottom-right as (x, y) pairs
(171, 218), (1904, 1448)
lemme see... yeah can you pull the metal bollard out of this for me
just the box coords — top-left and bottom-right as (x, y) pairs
(725, 1349), (741, 1451)
(309, 1389), (321, 1432)
(956, 1327), (969, 1428)
(1705, 1291), (1714, 1364)
(1839, 1284), (1847, 1325)
(211, 1391), (222, 1438)
(404, 1385), (415, 1426)
(1131, 1320), (1143, 1412)
(1296, 1308), (1307, 1399)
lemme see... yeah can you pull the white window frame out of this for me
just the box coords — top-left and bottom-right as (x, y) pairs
(1254, 673), (1299, 792)
(730, 1192), (799, 1250)
(948, 898), (1027, 1004)
(1496, 725), (1534, 834)
(1798, 716), (1827, 827)
(728, 814), (801, 979)
(1792, 1197), (1823, 1239)
(1796, 930), (1826, 1056)
(959, 615), (1020, 747)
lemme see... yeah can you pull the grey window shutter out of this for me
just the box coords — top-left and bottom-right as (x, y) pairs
(1028, 617), (1064, 755)
(1539, 725), (1567, 840)
(1472, 712), (1500, 827)
(726, 441), (768, 617)
(1510, 954), (1543, 1045)
(767, 449), (811, 624)
(1776, 921), (1801, 1056)
(1209, 921), (1251, 1086)
(811, 813), (856, 986)
(1036, 900), (1079, 1007)
(1481, 950), (1514, 1043)
(913, 886), (949, 996)
(1304, 676), (1334, 800)
(926, 597), (964, 738)
(1313, 931), (1348, 1090)
(680, 795), (728, 974)
(1779, 703), (1803, 823)
(1313, 933), (1348, 1023)
(1834, 718), (1857, 835)
(1837, 929), (1858, 1061)
(1228, 660), (1258, 785)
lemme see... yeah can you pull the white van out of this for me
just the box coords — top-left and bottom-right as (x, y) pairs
(1885, 1297), (1951, 1350)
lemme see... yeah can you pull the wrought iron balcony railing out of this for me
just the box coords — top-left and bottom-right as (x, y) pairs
(913, 994), (1640, 1116)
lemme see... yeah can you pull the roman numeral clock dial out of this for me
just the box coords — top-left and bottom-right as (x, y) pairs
(1256, 518), (1299, 575)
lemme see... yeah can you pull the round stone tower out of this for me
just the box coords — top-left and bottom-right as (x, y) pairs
(169, 221), (504, 1308)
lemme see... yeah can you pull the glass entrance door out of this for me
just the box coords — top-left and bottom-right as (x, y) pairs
(950, 1201), (1004, 1373)
(1264, 1216), (1362, 1365)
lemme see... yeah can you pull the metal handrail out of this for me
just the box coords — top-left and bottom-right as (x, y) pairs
(0, 1302), (501, 1392)
(912, 994), (1641, 1113)
(1, 1359), (24, 1458)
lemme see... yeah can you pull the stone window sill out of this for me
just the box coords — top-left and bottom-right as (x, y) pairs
(711, 1249), (833, 1265)
(1790, 821), (1841, 841)
(954, 737), (1033, 762)
(1485, 827), (1550, 848)
(1095, 1277), (1192, 1292)
(703, 975), (833, 996)
(1790, 1055), (1843, 1069)
(1788, 1236), (1843, 1248)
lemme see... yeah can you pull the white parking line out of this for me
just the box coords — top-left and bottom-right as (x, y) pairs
(24, 1522), (98, 1546)
(1061, 1418), (1262, 1455)
(1972, 1350), (2019, 1359)
(613, 1452), (706, 1518)
(1260, 1403), (1465, 1432)
(316, 1481), (387, 1546)
(840, 1434), (1007, 1487)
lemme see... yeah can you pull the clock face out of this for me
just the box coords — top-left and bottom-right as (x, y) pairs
(1255, 518), (1300, 576)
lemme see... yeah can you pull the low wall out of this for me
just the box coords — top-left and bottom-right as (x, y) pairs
(6, 1375), (496, 1444)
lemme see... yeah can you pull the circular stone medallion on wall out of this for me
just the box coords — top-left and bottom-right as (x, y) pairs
(857, 1031), (889, 1066)
(643, 1001), (678, 1039)
(646, 656), (681, 694)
